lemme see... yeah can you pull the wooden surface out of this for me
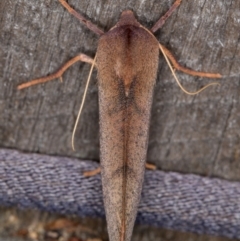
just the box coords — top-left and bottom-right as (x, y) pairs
(1, 1), (240, 240)
(0, 0), (240, 180)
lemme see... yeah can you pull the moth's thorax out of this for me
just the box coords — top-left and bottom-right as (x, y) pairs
(97, 15), (159, 95)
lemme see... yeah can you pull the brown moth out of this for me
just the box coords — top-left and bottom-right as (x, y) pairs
(18, 0), (221, 240)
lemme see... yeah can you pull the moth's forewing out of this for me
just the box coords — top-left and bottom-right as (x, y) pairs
(97, 11), (159, 241)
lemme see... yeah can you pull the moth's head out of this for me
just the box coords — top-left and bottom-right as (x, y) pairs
(117, 10), (140, 27)
(120, 10), (134, 17)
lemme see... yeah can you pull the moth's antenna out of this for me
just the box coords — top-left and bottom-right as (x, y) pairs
(158, 44), (220, 95)
(72, 55), (97, 151)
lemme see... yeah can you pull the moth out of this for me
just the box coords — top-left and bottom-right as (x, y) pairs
(18, 0), (221, 240)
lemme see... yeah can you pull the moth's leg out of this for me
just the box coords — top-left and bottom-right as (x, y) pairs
(160, 44), (222, 78)
(84, 163), (157, 177)
(83, 167), (101, 177)
(18, 54), (95, 90)
(59, 0), (104, 36)
(151, 0), (182, 33)
(145, 163), (156, 170)
(83, 163), (157, 177)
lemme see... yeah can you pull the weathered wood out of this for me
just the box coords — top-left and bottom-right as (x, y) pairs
(0, 0), (240, 182)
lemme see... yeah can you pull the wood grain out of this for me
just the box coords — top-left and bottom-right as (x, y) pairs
(0, 0), (240, 182)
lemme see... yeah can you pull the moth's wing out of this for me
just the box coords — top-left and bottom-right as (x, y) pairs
(97, 21), (159, 241)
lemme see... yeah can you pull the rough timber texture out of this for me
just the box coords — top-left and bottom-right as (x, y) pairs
(1, 0), (240, 179)
(0, 0), (240, 240)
